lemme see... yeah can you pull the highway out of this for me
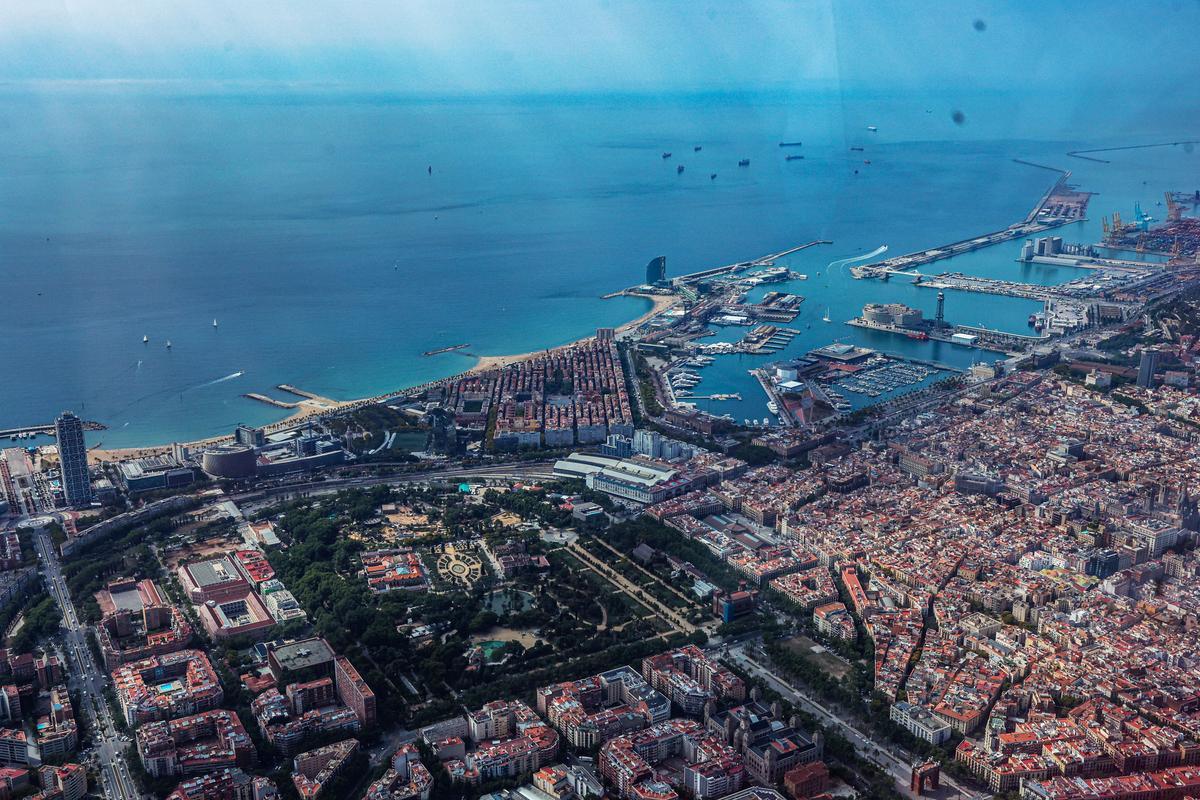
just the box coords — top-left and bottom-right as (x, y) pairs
(721, 643), (982, 800)
(230, 461), (559, 511)
(34, 529), (141, 800)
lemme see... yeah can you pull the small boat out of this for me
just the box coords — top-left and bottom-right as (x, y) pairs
(662, 152), (672, 159)
(738, 158), (750, 167)
(779, 141), (803, 147)
(822, 308), (832, 323)
(212, 319), (218, 328)
(710, 173), (717, 180)
(677, 164), (685, 174)
(867, 125), (878, 132)
(142, 335), (149, 343)
(694, 145), (702, 152)
(850, 146), (864, 152)
(863, 160), (871, 165)
(166, 340), (172, 349)
(786, 155), (805, 161)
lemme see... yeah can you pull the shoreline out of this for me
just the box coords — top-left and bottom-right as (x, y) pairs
(88, 292), (677, 463)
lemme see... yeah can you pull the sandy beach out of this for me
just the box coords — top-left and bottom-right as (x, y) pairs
(89, 291), (677, 463)
(470, 291), (675, 372)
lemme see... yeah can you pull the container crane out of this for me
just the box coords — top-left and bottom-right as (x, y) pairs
(1165, 191), (1182, 222)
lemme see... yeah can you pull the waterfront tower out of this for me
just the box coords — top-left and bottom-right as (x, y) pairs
(645, 256), (667, 286)
(935, 292), (946, 328)
(55, 411), (92, 507)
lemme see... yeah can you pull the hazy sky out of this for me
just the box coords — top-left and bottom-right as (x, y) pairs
(2, 1), (1199, 95)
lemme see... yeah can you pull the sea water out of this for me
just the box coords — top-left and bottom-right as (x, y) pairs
(0, 85), (1195, 446)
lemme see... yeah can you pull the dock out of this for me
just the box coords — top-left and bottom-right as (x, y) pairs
(1019, 253), (1156, 273)
(674, 240), (832, 285)
(739, 325), (799, 354)
(852, 171), (1087, 278)
(914, 273), (1063, 301)
(846, 317), (1040, 354)
(750, 368), (796, 427)
(852, 218), (1076, 277)
(675, 393), (743, 401)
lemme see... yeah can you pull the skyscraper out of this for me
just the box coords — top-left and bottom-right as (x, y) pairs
(55, 411), (92, 507)
(1137, 348), (1160, 389)
(645, 256), (667, 285)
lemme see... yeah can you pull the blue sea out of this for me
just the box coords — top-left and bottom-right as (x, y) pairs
(0, 85), (1196, 447)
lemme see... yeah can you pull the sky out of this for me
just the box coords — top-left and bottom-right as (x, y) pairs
(1, 1), (1199, 97)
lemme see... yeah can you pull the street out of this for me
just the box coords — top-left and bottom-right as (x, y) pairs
(34, 529), (141, 800)
(721, 643), (983, 800)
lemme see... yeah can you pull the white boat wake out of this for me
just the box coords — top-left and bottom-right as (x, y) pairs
(825, 244), (888, 273)
(192, 370), (245, 390)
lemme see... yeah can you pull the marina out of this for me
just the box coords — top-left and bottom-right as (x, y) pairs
(739, 325), (800, 354)
(825, 356), (940, 400)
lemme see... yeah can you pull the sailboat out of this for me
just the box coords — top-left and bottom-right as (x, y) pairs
(822, 308), (832, 323)
(142, 335), (149, 343)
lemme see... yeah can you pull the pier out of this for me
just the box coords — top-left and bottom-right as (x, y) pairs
(277, 384), (325, 401)
(750, 368), (796, 427)
(674, 240), (832, 285)
(951, 324), (1049, 350)
(853, 171), (1087, 278)
(852, 218), (1075, 277)
(675, 393), (742, 401)
(1019, 253), (1157, 273)
(845, 317), (1041, 354)
(423, 343), (470, 357)
(1066, 140), (1200, 164)
(850, 219), (1077, 276)
(738, 325), (799, 354)
(914, 273), (1064, 301)
(243, 393), (299, 409)
(0, 420), (106, 440)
